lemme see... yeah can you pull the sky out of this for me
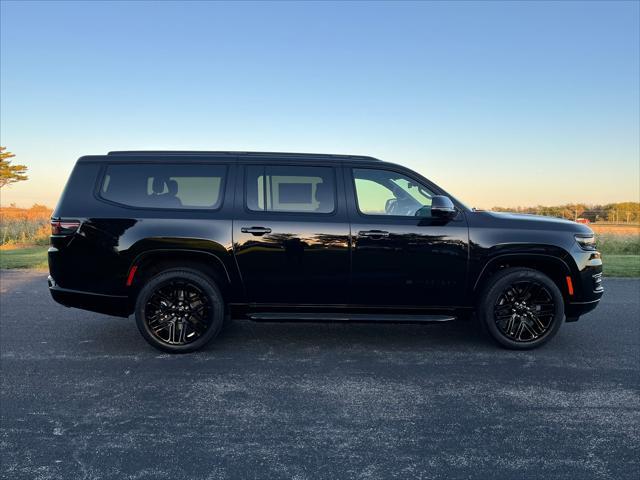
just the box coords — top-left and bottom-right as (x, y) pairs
(1, 0), (638, 209)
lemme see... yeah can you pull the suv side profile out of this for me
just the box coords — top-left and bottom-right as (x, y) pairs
(48, 151), (603, 352)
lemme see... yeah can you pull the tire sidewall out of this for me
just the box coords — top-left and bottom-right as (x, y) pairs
(480, 268), (565, 350)
(134, 269), (224, 353)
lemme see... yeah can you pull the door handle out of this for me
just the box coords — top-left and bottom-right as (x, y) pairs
(241, 226), (272, 236)
(358, 230), (390, 238)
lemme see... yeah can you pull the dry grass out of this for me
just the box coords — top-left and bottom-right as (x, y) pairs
(591, 225), (640, 256)
(0, 205), (52, 247)
(590, 224), (640, 236)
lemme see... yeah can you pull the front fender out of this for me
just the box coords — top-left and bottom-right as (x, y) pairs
(468, 242), (580, 303)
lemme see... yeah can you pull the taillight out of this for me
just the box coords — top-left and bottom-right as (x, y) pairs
(51, 219), (80, 235)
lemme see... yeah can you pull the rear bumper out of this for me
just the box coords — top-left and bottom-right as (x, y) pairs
(48, 276), (132, 317)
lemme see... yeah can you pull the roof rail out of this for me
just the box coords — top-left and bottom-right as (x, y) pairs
(107, 150), (381, 162)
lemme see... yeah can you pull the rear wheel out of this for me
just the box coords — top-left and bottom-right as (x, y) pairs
(478, 268), (564, 349)
(134, 268), (224, 353)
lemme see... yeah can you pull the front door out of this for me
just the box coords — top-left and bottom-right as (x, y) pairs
(346, 166), (469, 308)
(233, 163), (350, 305)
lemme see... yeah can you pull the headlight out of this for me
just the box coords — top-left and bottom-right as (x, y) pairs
(575, 234), (596, 251)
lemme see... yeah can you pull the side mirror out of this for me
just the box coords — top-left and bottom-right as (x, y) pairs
(431, 195), (457, 219)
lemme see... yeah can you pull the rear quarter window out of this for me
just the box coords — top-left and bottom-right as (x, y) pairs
(99, 164), (226, 210)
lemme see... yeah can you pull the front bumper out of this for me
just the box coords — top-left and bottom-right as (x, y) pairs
(565, 255), (604, 320)
(566, 297), (602, 320)
(48, 275), (132, 317)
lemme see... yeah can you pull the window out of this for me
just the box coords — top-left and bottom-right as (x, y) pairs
(246, 165), (335, 213)
(100, 164), (226, 209)
(353, 168), (434, 217)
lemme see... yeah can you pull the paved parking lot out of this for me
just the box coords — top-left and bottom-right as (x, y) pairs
(1, 270), (638, 480)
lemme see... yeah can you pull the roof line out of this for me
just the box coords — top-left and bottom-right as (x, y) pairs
(107, 150), (381, 161)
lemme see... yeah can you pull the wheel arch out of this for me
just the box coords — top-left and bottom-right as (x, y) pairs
(472, 253), (575, 303)
(126, 249), (237, 304)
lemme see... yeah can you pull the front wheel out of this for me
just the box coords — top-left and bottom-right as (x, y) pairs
(478, 268), (565, 350)
(134, 268), (225, 353)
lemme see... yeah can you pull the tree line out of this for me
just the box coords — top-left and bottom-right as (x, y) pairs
(1, 147), (638, 223)
(491, 202), (640, 223)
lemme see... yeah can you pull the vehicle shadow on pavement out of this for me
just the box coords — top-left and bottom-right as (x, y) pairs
(216, 317), (489, 351)
(70, 311), (491, 357)
(0, 269), (498, 357)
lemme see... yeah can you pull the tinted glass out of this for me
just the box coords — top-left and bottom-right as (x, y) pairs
(246, 165), (335, 213)
(353, 168), (434, 216)
(101, 164), (226, 209)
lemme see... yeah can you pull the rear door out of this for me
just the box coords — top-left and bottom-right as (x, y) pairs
(233, 161), (350, 305)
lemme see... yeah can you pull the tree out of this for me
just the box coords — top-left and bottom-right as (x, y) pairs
(0, 147), (28, 188)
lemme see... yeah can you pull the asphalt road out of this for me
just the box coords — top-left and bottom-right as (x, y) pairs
(1, 270), (638, 480)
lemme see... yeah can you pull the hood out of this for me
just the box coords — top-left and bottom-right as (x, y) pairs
(475, 210), (594, 234)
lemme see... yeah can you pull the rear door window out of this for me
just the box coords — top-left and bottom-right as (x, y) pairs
(246, 165), (336, 214)
(100, 164), (226, 209)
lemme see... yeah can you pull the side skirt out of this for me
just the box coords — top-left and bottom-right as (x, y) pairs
(245, 312), (457, 323)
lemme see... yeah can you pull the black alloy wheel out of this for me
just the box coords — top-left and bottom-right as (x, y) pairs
(478, 268), (565, 349)
(493, 280), (555, 342)
(145, 280), (211, 345)
(135, 268), (224, 353)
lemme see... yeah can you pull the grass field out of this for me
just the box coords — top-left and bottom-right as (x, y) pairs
(1, 246), (639, 277)
(602, 254), (640, 278)
(0, 246), (48, 270)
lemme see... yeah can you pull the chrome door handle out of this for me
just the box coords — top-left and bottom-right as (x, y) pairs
(241, 226), (272, 236)
(358, 230), (389, 238)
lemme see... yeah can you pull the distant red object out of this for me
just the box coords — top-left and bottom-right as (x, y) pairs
(576, 218), (591, 224)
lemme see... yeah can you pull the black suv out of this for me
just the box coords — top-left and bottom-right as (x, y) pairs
(48, 151), (603, 352)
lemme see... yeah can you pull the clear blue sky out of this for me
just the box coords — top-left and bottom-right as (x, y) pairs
(1, 0), (638, 208)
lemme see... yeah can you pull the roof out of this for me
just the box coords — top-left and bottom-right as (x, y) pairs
(104, 150), (382, 163)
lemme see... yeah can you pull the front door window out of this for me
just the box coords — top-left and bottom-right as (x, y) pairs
(352, 168), (434, 217)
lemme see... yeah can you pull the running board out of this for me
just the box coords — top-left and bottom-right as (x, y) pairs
(247, 313), (457, 323)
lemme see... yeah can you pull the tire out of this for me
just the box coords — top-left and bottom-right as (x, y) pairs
(477, 268), (564, 350)
(134, 268), (225, 353)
